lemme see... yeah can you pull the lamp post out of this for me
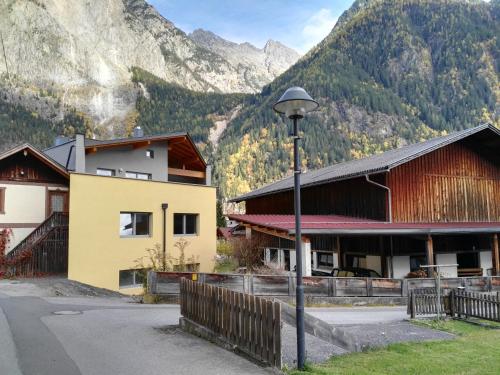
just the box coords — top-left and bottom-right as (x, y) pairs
(273, 87), (318, 370)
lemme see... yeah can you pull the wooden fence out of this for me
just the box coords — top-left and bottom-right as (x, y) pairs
(148, 271), (500, 298)
(409, 289), (500, 322)
(450, 290), (500, 322)
(180, 278), (282, 368)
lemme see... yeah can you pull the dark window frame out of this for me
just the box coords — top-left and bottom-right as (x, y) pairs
(173, 213), (199, 235)
(120, 212), (152, 237)
(96, 168), (116, 176)
(119, 269), (145, 288)
(146, 149), (155, 159)
(125, 171), (152, 180)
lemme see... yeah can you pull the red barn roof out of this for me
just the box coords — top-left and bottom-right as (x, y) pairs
(228, 214), (500, 236)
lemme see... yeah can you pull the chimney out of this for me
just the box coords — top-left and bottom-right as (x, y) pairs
(75, 134), (86, 173)
(205, 165), (212, 186)
(133, 126), (144, 138)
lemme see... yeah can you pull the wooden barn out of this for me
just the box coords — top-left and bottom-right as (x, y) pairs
(229, 124), (500, 278)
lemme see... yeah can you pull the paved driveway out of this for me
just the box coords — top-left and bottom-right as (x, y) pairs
(0, 281), (272, 375)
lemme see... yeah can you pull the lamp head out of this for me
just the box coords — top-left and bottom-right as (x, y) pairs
(273, 87), (318, 119)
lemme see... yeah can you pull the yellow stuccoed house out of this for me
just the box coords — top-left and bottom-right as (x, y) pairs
(43, 129), (216, 294)
(68, 173), (216, 294)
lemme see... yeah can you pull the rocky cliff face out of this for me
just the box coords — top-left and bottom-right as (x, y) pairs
(0, 0), (298, 132)
(189, 29), (300, 92)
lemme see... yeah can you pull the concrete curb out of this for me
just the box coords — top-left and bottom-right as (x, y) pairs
(277, 300), (368, 352)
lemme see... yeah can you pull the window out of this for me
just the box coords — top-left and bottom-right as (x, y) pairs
(96, 168), (115, 176)
(318, 252), (334, 268)
(174, 213), (198, 235)
(269, 248), (279, 263)
(0, 187), (5, 214)
(457, 252), (479, 269)
(410, 255), (427, 272)
(146, 149), (154, 159)
(120, 212), (151, 236)
(119, 269), (144, 288)
(125, 171), (152, 180)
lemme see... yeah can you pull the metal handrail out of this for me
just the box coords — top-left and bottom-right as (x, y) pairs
(6, 212), (69, 258)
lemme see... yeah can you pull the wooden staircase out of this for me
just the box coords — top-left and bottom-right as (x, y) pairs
(5, 212), (69, 276)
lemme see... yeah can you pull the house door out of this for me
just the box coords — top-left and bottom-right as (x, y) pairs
(48, 191), (69, 215)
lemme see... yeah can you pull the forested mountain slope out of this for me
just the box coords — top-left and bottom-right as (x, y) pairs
(214, 0), (499, 199)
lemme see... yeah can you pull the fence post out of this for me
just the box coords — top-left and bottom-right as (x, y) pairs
(402, 279), (408, 297)
(366, 278), (373, 297)
(147, 271), (157, 294)
(410, 291), (416, 319)
(449, 290), (455, 318)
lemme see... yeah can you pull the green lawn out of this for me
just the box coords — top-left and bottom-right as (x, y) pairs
(288, 320), (500, 375)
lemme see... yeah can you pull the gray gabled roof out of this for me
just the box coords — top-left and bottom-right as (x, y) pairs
(231, 124), (500, 202)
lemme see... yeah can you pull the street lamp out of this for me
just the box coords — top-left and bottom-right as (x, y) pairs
(273, 87), (318, 370)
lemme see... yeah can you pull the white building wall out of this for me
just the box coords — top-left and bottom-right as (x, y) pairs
(392, 256), (410, 279)
(0, 184), (47, 223)
(435, 253), (458, 277)
(480, 251), (493, 276)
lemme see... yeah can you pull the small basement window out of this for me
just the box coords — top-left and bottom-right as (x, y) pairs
(125, 171), (152, 180)
(174, 213), (198, 235)
(119, 269), (145, 288)
(96, 168), (115, 176)
(146, 149), (154, 159)
(120, 212), (151, 236)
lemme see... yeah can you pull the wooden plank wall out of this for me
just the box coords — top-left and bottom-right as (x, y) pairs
(180, 278), (282, 368)
(389, 142), (500, 222)
(245, 177), (386, 220)
(0, 152), (67, 184)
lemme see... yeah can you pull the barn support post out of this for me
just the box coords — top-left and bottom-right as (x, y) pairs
(492, 233), (499, 276)
(336, 236), (342, 268)
(426, 235), (434, 276)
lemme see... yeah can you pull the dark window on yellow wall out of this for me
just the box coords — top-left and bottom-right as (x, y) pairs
(174, 213), (198, 235)
(120, 212), (151, 236)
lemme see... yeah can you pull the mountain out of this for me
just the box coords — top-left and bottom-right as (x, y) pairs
(189, 29), (300, 92)
(213, 0), (500, 199)
(0, 0), (297, 138)
(0, 0), (498, 201)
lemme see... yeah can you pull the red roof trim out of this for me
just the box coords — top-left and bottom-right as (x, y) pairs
(228, 214), (500, 235)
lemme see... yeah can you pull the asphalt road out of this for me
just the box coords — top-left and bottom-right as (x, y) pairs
(0, 282), (273, 375)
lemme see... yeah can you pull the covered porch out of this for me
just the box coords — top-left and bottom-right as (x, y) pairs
(228, 214), (500, 278)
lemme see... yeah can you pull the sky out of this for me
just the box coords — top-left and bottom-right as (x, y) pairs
(146, 1), (355, 54)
